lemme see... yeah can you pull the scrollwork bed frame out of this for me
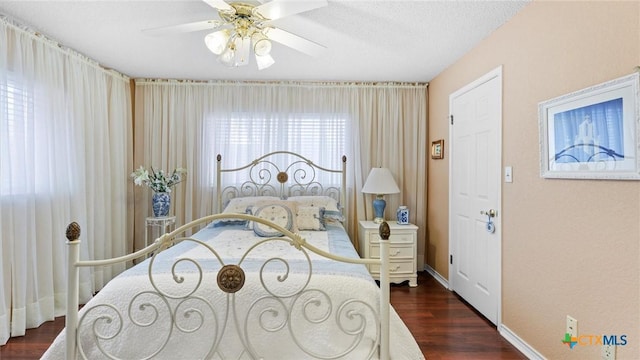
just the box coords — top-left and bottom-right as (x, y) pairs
(61, 152), (393, 360)
(215, 151), (347, 213)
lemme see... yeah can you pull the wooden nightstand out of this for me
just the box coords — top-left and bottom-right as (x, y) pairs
(358, 220), (418, 287)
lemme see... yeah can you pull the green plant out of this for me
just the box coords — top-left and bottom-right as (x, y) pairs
(130, 166), (187, 193)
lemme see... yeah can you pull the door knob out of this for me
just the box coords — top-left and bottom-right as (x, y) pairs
(480, 209), (497, 218)
(480, 209), (497, 233)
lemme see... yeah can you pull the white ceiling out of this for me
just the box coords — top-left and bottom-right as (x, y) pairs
(0, 0), (530, 82)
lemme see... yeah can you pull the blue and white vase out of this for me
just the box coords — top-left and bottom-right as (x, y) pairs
(152, 192), (171, 217)
(397, 205), (409, 225)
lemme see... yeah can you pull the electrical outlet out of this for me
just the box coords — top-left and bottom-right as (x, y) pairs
(601, 344), (616, 360)
(566, 315), (578, 338)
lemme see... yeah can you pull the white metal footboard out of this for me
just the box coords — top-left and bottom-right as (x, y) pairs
(63, 215), (391, 360)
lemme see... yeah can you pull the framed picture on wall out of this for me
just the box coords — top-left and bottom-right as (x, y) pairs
(431, 139), (444, 160)
(538, 72), (640, 180)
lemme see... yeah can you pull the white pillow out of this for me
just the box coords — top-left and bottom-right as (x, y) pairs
(251, 201), (298, 237)
(287, 195), (339, 210)
(222, 196), (280, 215)
(296, 206), (326, 231)
(288, 196), (343, 221)
(210, 196), (282, 228)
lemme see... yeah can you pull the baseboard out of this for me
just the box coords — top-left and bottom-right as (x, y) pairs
(423, 264), (449, 289)
(422, 265), (544, 359)
(499, 324), (546, 360)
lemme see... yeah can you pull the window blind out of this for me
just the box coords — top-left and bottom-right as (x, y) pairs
(0, 72), (33, 195)
(212, 114), (346, 168)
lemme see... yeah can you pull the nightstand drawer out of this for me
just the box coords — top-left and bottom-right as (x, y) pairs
(370, 244), (414, 259)
(369, 260), (414, 275)
(368, 232), (414, 244)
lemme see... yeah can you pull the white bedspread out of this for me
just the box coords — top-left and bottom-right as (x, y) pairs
(42, 222), (425, 359)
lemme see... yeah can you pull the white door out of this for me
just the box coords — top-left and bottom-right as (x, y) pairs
(449, 67), (502, 325)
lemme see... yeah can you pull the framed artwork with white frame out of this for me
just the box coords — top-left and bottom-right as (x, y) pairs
(539, 72), (640, 180)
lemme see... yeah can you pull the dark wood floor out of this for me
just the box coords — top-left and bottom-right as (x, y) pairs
(391, 272), (526, 359)
(0, 272), (525, 359)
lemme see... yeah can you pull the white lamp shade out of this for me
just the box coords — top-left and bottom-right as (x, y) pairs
(361, 168), (400, 195)
(255, 53), (275, 70)
(234, 37), (251, 66)
(253, 38), (272, 56)
(218, 46), (235, 66)
(204, 30), (230, 55)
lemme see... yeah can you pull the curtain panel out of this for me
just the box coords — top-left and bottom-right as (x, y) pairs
(0, 17), (132, 344)
(133, 80), (427, 259)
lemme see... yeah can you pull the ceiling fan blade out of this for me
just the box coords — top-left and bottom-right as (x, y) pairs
(255, 0), (328, 21)
(203, 0), (234, 12)
(142, 20), (223, 36)
(264, 27), (326, 57)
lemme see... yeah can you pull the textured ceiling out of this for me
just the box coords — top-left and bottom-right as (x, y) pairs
(0, 0), (530, 82)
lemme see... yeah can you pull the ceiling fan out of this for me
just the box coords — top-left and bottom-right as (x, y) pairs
(143, 0), (328, 70)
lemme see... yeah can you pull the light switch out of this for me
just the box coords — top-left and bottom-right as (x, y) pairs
(504, 166), (513, 183)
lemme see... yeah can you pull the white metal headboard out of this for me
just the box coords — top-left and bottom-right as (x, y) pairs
(216, 151), (347, 214)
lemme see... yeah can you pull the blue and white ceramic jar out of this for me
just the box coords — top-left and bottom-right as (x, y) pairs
(396, 205), (409, 225)
(152, 192), (171, 217)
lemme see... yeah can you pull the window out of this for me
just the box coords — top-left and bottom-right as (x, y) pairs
(208, 113), (348, 184)
(0, 72), (34, 195)
(0, 72), (73, 196)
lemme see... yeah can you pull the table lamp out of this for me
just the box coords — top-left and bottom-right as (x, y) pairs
(361, 167), (400, 223)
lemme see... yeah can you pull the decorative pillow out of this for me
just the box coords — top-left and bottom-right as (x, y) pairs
(210, 196), (281, 228)
(322, 210), (345, 222)
(222, 196), (278, 214)
(296, 206), (326, 231)
(288, 196), (344, 222)
(222, 196), (280, 214)
(209, 219), (246, 228)
(287, 195), (340, 211)
(251, 203), (297, 237)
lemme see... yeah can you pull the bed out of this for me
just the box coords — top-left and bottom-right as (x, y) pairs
(43, 151), (424, 359)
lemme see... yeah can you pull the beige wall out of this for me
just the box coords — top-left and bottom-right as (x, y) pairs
(427, 1), (639, 358)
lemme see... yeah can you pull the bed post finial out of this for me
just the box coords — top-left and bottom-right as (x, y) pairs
(342, 155), (346, 163)
(217, 154), (222, 162)
(379, 221), (390, 240)
(66, 222), (81, 241)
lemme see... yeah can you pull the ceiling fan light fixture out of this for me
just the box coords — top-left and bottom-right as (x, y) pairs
(218, 46), (236, 67)
(196, 0), (328, 70)
(253, 38), (272, 56)
(255, 53), (275, 70)
(204, 30), (230, 55)
(234, 37), (251, 66)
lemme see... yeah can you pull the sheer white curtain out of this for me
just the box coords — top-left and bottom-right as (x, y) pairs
(0, 17), (132, 344)
(134, 80), (427, 252)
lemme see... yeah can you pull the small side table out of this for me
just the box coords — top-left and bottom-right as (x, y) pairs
(358, 220), (419, 287)
(145, 216), (176, 248)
